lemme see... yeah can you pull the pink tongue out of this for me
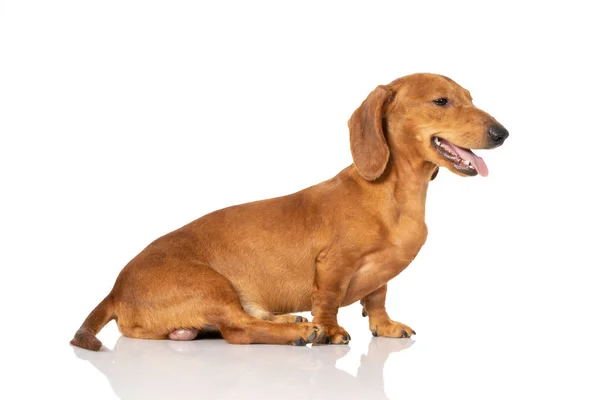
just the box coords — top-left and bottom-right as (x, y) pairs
(443, 140), (489, 177)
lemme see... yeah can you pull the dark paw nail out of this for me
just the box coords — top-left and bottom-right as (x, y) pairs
(401, 330), (407, 338)
(362, 310), (367, 317)
(412, 330), (416, 335)
(293, 338), (307, 346)
(307, 331), (316, 341)
(348, 333), (351, 340)
(372, 330), (378, 337)
(295, 316), (303, 323)
(325, 337), (331, 344)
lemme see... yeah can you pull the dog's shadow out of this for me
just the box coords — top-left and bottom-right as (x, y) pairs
(73, 336), (413, 400)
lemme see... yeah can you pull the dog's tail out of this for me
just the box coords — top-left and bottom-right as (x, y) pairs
(70, 294), (115, 351)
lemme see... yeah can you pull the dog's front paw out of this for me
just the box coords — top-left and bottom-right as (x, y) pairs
(370, 320), (415, 338)
(316, 325), (351, 345)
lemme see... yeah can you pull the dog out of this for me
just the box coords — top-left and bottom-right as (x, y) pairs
(71, 73), (508, 350)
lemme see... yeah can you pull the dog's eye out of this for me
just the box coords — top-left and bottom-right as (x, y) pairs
(432, 98), (449, 106)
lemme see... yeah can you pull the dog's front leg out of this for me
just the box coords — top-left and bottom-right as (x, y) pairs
(311, 255), (353, 344)
(361, 284), (415, 338)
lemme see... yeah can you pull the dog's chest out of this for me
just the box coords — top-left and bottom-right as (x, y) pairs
(343, 218), (428, 305)
(389, 216), (428, 260)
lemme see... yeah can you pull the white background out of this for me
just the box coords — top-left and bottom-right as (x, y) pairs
(1, 1), (599, 399)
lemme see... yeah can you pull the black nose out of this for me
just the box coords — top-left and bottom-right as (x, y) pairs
(488, 124), (509, 146)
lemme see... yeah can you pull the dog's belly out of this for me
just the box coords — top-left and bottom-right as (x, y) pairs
(239, 280), (314, 314)
(209, 255), (316, 314)
(259, 284), (314, 314)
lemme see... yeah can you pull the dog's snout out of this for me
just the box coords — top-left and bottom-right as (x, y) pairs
(488, 124), (509, 146)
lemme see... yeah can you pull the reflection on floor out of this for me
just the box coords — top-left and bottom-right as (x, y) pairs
(73, 335), (413, 400)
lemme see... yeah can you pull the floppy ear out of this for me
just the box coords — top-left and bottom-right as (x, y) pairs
(349, 85), (393, 181)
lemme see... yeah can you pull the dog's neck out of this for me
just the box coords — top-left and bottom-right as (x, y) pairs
(386, 134), (438, 206)
(351, 148), (437, 223)
(385, 156), (435, 213)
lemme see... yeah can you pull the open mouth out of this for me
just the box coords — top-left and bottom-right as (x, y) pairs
(431, 136), (489, 177)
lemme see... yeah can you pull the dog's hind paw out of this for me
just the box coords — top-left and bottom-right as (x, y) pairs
(291, 323), (325, 346)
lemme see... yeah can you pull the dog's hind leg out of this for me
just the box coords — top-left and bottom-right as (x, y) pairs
(116, 262), (323, 345)
(243, 305), (309, 323)
(215, 311), (322, 345)
(271, 314), (309, 323)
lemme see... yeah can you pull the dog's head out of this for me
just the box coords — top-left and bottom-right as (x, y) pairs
(349, 73), (508, 180)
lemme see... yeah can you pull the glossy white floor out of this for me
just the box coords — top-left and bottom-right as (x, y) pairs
(70, 311), (415, 400)
(24, 295), (600, 400)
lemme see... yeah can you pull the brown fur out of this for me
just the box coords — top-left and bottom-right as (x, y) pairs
(71, 73), (507, 349)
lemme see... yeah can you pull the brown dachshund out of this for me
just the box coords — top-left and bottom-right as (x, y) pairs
(71, 73), (508, 350)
